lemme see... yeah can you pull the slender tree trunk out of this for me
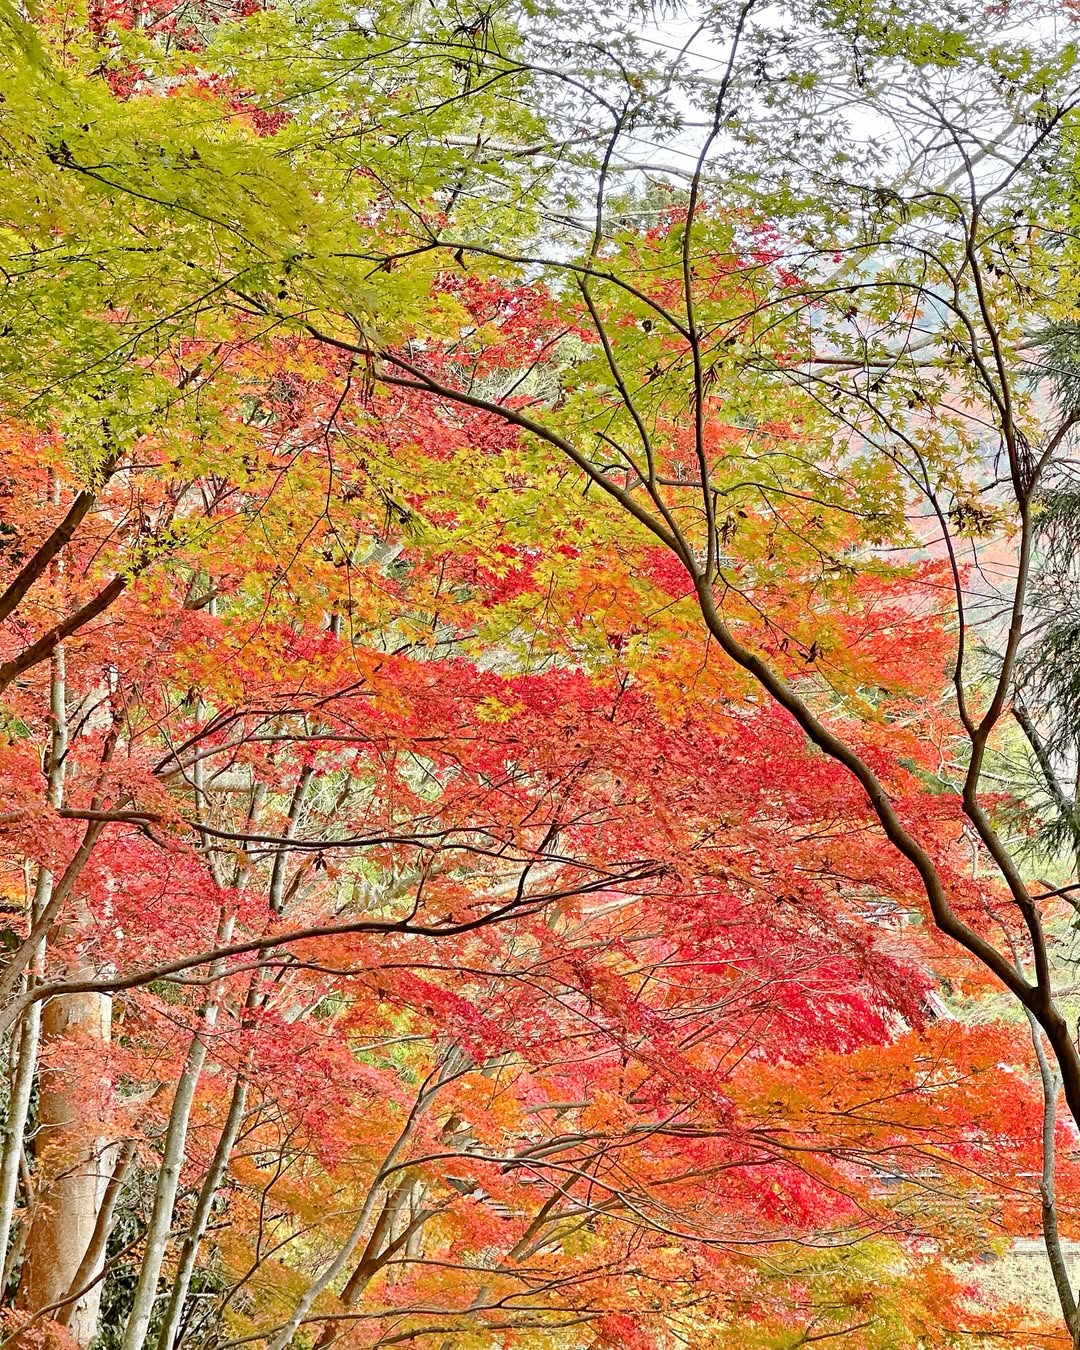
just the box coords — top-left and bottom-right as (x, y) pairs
(265, 1056), (461, 1350)
(1026, 1009), (1080, 1347)
(155, 980), (263, 1350)
(0, 609), (69, 1284)
(154, 770), (275, 1350)
(153, 1069), (248, 1350)
(0, 998), (41, 1287)
(120, 913), (235, 1350)
(152, 767), (275, 1350)
(309, 1183), (412, 1349)
(268, 768), (312, 916)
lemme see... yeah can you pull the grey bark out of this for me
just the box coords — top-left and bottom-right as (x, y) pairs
(120, 913), (235, 1350)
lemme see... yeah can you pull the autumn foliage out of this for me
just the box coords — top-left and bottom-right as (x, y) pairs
(1, 0), (1080, 1347)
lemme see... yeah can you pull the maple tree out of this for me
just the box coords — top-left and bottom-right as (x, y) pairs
(294, 2), (1080, 1344)
(2, 0), (1080, 1347)
(4, 320), (1051, 1348)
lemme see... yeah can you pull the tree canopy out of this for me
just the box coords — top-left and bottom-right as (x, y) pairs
(4, 1), (1080, 1347)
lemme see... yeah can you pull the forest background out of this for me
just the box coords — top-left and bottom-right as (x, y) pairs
(3, 0), (1080, 1347)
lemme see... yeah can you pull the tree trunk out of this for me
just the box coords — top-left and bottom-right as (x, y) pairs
(0, 930), (43, 1284)
(13, 580), (120, 1347)
(156, 958), (272, 1350)
(154, 777), (269, 1350)
(17, 989), (115, 1347)
(16, 597), (116, 1347)
(120, 914), (235, 1350)
(56, 1139), (136, 1332)
(0, 610), (67, 1282)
